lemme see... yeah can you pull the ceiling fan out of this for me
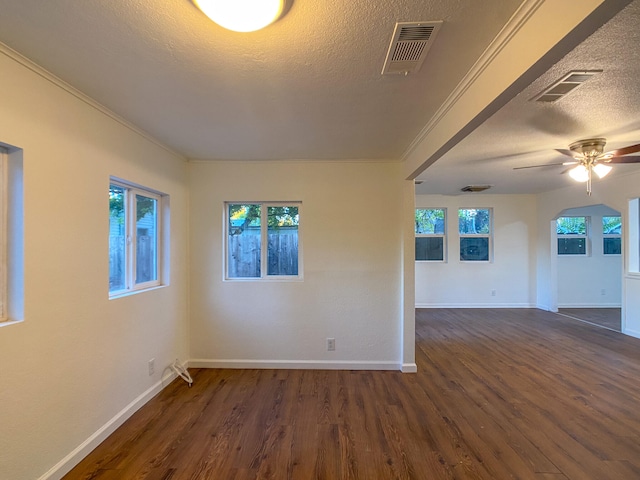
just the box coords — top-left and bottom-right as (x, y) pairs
(514, 138), (640, 195)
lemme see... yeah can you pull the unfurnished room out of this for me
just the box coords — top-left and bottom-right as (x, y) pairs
(2, 1), (640, 479)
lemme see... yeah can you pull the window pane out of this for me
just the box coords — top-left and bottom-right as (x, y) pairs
(135, 194), (158, 284)
(415, 237), (443, 261)
(558, 238), (586, 255)
(603, 216), (621, 234)
(267, 206), (299, 276)
(415, 209), (445, 234)
(557, 217), (586, 234)
(109, 184), (126, 292)
(228, 204), (261, 278)
(460, 237), (489, 261)
(459, 209), (490, 234)
(604, 237), (621, 255)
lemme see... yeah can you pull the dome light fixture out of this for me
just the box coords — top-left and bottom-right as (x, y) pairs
(568, 164), (589, 182)
(568, 161), (613, 196)
(193, 0), (286, 32)
(592, 163), (612, 179)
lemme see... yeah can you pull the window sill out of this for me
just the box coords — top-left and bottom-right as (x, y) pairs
(109, 284), (166, 300)
(224, 276), (303, 283)
(0, 318), (24, 328)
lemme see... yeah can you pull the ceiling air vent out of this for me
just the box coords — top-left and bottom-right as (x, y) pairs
(461, 185), (492, 193)
(532, 70), (601, 103)
(382, 21), (443, 75)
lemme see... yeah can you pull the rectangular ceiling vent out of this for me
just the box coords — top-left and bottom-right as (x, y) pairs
(382, 21), (443, 75)
(532, 70), (602, 103)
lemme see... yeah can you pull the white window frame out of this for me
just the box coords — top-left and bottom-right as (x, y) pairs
(224, 201), (302, 281)
(602, 215), (622, 256)
(557, 216), (589, 256)
(0, 143), (24, 327)
(458, 208), (492, 262)
(109, 178), (165, 298)
(415, 208), (446, 262)
(630, 199), (640, 274)
(0, 147), (7, 320)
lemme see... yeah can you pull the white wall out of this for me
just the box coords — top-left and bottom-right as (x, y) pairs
(189, 160), (410, 370)
(0, 50), (189, 480)
(535, 170), (640, 336)
(556, 204), (622, 308)
(415, 194), (537, 307)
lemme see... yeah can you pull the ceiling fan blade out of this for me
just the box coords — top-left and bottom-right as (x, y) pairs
(513, 161), (577, 170)
(604, 143), (640, 157)
(606, 155), (640, 164)
(555, 148), (582, 159)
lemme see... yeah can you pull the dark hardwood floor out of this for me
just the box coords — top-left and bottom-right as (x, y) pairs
(558, 307), (621, 331)
(65, 309), (640, 479)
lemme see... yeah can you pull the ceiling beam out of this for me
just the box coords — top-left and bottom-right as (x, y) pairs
(402, 0), (634, 180)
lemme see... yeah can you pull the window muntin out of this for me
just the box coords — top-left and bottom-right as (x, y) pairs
(603, 215), (621, 255)
(458, 208), (491, 261)
(415, 208), (445, 261)
(226, 202), (301, 280)
(109, 180), (163, 296)
(557, 216), (588, 255)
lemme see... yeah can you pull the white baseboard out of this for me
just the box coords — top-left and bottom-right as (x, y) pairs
(401, 363), (418, 373)
(557, 303), (622, 308)
(415, 303), (536, 309)
(39, 369), (179, 480)
(623, 328), (640, 339)
(189, 358), (401, 371)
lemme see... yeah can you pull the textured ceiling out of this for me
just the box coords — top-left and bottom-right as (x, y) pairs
(0, 0), (521, 160)
(414, 0), (640, 194)
(0, 0), (639, 195)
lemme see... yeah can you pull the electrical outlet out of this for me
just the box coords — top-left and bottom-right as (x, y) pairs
(601, 289), (606, 296)
(148, 358), (155, 376)
(327, 338), (335, 351)
(491, 290), (496, 297)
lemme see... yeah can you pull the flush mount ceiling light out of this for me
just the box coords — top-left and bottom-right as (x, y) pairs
(193, 0), (287, 32)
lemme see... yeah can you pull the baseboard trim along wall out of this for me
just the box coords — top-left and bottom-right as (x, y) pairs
(189, 359), (401, 371)
(39, 369), (179, 480)
(401, 363), (418, 373)
(557, 303), (622, 308)
(415, 303), (536, 309)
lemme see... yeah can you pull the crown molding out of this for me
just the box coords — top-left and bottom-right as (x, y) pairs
(0, 42), (186, 162)
(401, 0), (546, 164)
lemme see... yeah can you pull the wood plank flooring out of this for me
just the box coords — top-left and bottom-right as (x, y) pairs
(64, 309), (640, 479)
(558, 307), (621, 331)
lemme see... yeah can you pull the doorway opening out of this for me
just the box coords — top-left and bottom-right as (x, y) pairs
(554, 204), (622, 332)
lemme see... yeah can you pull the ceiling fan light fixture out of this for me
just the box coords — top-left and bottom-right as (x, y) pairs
(193, 0), (286, 32)
(569, 138), (606, 157)
(593, 163), (612, 179)
(568, 164), (589, 182)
